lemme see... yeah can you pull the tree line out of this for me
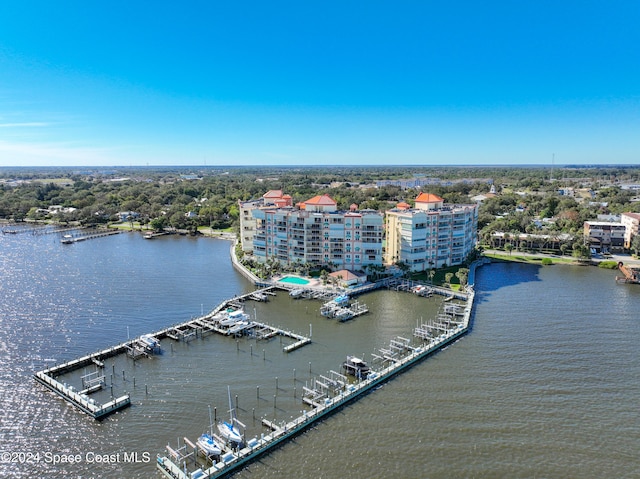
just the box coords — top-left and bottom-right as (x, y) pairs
(1, 166), (639, 246)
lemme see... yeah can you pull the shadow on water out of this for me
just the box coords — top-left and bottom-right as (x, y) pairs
(473, 261), (542, 305)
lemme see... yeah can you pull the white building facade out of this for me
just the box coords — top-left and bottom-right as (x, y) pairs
(385, 193), (478, 271)
(248, 194), (384, 271)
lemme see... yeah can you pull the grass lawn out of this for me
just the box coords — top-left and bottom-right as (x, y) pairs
(483, 252), (581, 265)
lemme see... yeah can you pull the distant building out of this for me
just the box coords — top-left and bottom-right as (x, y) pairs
(117, 211), (139, 221)
(584, 221), (625, 253)
(621, 213), (640, 249)
(384, 193), (478, 271)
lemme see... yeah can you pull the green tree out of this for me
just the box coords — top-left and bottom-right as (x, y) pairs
(455, 268), (469, 288)
(631, 235), (640, 257)
(444, 272), (454, 286)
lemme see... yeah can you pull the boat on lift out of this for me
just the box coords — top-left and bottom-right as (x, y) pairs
(219, 309), (250, 327)
(197, 406), (222, 456)
(342, 355), (371, 379)
(217, 386), (244, 445)
(138, 334), (161, 352)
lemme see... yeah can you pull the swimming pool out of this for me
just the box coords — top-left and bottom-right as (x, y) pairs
(279, 276), (310, 285)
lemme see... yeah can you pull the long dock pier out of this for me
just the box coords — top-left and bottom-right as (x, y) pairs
(61, 229), (122, 244)
(157, 285), (476, 479)
(34, 286), (311, 420)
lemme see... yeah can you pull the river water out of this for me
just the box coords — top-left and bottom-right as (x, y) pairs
(0, 230), (639, 478)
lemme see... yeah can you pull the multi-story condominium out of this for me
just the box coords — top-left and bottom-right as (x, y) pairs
(621, 212), (640, 249)
(238, 190), (293, 253)
(385, 193), (478, 271)
(247, 194), (384, 271)
(584, 221), (625, 253)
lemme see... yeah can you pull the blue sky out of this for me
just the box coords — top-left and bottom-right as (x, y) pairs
(1, 1), (638, 167)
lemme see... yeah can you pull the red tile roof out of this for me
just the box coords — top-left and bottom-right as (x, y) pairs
(303, 194), (337, 206)
(415, 192), (444, 203)
(263, 190), (283, 198)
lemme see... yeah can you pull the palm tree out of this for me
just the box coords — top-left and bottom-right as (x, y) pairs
(444, 272), (454, 286)
(455, 268), (469, 289)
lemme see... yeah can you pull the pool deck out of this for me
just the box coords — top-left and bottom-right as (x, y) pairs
(273, 275), (321, 288)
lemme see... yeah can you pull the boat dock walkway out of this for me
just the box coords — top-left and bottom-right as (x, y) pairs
(61, 229), (122, 244)
(34, 286), (311, 420)
(157, 277), (477, 479)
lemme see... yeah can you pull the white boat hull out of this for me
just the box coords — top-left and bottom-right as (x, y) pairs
(197, 433), (221, 456)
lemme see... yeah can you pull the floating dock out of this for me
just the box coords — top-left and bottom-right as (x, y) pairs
(157, 285), (476, 479)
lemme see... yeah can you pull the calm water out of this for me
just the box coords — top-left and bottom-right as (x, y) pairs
(1, 230), (639, 478)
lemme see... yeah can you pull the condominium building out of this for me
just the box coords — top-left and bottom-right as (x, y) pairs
(244, 193), (384, 271)
(584, 221), (625, 253)
(385, 193), (478, 271)
(621, 212), (640, 249)
(238, 190), (293, 253)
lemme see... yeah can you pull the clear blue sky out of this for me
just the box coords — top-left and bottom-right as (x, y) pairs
(1, 1), (638, 167)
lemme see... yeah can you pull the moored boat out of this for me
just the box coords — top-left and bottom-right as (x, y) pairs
(197, 433), (221, 456)
(342, 355), (371, 379)
(289, 288), (304, 298)
(218, 386), (244, 445)
(219, 309), (250, 327)
(197, 405), (222, 456)
(138, 334), (160, 352)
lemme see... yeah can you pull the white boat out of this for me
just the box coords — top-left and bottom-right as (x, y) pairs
(228, 320), (252, 335)
(217, 386), (243, 445)
(138, 334), (160, 351)
(197, 433), (221, 456)
(289, 288), (304, 298)
(250, 292), (268, 302)
(335, 309), (354, 322)
(197, 406), (222, 456)
(219, 309), (249, 327)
